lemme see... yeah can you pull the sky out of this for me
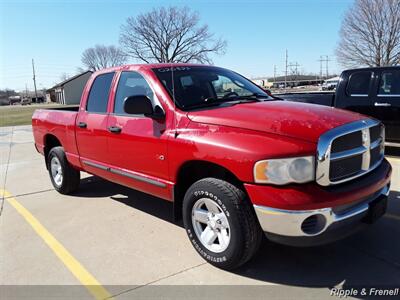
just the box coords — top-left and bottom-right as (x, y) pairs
(0, 0), (352, 91)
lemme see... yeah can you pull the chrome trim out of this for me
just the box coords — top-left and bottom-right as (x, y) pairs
(371, 138), (382, 149)
(254, 184), (389, 237)
(351, 94), (368, 97)
(374, 102), (391, 106)
(385, 142), (400, 148)
(109, 168), (166, 188)
(330, 146), (366, 161)
(83, 160), (109, 171)
(316, 119), (383, 186)
(361, 127), (370, 171)
(377, 94), (400, 97)
(82, 160), (166, 188)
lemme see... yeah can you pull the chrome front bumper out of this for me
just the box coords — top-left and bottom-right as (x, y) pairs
(254, 184), (390, 238)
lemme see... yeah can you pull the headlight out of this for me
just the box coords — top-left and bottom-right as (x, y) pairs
(254, 156), (315, 185)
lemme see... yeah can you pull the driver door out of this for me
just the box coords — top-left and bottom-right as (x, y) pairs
(106, 71), (170, 199)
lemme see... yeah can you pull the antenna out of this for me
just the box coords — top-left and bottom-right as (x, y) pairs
(170, 62), (178, 138)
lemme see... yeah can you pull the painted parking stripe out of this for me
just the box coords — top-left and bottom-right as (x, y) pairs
(0, 189), (113, 300)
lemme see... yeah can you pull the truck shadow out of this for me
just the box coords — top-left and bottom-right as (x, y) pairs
(75, 176), (183, 226)
(235, 189), (400, 295)
(74, 176), (400, 295)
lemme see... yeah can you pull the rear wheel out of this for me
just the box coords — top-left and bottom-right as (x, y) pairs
(183, 178), (263, 270)
(47, 146), (80, 194)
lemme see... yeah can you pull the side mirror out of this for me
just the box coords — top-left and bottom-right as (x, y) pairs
(123, 95), (165, 120)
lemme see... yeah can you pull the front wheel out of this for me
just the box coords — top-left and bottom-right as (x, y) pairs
(183, 178), (263, 270)
(47, 146), (80, 194)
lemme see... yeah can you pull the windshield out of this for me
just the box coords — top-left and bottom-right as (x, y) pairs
(152, 66), (271, 110)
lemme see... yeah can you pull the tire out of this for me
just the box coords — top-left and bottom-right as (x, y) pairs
(183, 178), (263, 270)
(47, 146), (80, 194)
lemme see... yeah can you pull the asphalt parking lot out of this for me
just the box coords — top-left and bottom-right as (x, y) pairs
(1, 125), (400, 299)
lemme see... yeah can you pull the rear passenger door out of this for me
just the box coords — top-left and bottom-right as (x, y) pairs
(336, 70), (376, 118)
(374, 70), (400, 144)
(76, 72), (115, 174)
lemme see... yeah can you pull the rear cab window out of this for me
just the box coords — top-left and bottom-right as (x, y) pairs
(378, 70), (400, 97)
(346, 71), (373, 97)
(86, 72), (115, 113)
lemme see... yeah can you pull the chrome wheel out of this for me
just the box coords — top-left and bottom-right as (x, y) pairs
(191, 197), (230, 253)
(50, 156), (63, 187)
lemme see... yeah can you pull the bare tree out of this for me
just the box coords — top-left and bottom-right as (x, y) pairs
(119, 6), (227, 64)
(81, 45), (128, 71)
(59, 72), (69, 82)
(336, 0), (400, 67)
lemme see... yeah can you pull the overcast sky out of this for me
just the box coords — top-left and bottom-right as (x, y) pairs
(0, 0), (352, 91)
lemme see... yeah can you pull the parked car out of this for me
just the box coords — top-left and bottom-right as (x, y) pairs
(32, 64), (392, 270)
(21, 97), (32, 105)
(322, 76), (340, 91)
(278, 66), (400, 148)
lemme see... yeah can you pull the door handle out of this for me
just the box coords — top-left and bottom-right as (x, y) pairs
(78, 122), (87, 128)
(108, 126), (122, 133)
(374, 102), (391, 107)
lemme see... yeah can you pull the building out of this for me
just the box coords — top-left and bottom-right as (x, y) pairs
(47, 71), (92, 105)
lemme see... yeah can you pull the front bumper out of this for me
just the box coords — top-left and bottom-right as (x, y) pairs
(254, 183), (390, 246)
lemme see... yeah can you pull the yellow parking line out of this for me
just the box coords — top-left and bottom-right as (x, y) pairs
(0, 189), (113, 300)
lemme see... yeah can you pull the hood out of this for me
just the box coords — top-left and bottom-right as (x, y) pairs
(187, 101), (366, 143)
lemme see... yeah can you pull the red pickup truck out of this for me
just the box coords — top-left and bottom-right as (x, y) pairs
(32, 64), (392, 270)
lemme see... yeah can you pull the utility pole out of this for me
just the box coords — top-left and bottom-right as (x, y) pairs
(318, 55), (331, 82)
(25, 83), (28, 98)
(32, 59), (38, 100)
(284, 49), (288, 92)
(288, 62), (300, 86)
(319, 56), (323, 82)
(273, 65), (277, 83)
(325, 55), (330, 78)
(288, 62), (300, 74)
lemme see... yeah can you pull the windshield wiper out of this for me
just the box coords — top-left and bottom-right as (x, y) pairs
(232, 93), (270, 100)
(204, 93), (267, 103)
(184, 98), (259, 110)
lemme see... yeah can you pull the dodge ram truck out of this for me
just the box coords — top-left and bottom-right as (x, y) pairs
(32, 64), (392, 270)
(278, 66), (400, 148)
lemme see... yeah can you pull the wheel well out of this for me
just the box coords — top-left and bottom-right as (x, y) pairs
(173, 160), (243, 220)
(44, 134), (62, 168)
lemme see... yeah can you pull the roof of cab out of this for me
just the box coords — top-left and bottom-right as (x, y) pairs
(93, 63), (211, 75)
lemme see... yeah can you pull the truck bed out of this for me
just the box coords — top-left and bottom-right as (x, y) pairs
(275, 91), (335, 107)
(40, 105), (80, 112)
(32, 108), (80, 167)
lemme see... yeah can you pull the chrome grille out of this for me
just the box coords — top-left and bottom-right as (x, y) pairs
(316, 119), (384, 186)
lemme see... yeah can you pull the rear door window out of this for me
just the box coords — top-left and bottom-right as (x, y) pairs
(86, 72), (115, 113)
(346, 71), (372, 97)
(378, 71), (400, 96)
